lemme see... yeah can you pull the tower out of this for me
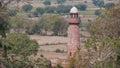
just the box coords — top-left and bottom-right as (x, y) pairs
(67, 7), (80, 56)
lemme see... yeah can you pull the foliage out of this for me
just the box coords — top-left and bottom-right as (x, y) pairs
(85, 3), (120, 68)
(54, 64), (63, 68)
(56, 5), (72, 14)
(43, 0), (51, 6)
(75, 4), (87, 11)
(5, 33), (39, 57)
(94, 10), (101, 16)
(33, 11), (39, 17)
(16, 0), (21, 3)
(92, 0), (104, 8)
(33, 5), (73, 15)
(0, 55), (52, 68)
(26, 22), (41, 35)
(0, 57), (34, 68)
(55, 49), (63, 53)
(39, 14), (68, 36)
(35, 7), (44, 15)
(7, 9), (17, 16)
(34, 56), (52, 68)
(45, 6), (56, 13)
(56, 0), (66, 4)
(105, 3), (115, 9)
(53, 17), (68, 36)
(22, 4), (33, 12)
(9, 16), (27, 29)
(0, 16), (9, 37)
(67, 50), (90, 68)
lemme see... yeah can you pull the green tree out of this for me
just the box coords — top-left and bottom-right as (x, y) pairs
(92, 0), (104, 8)
(85, 3), (120, 68)
(53, 17), (68, 36)
(75, 4), (87, 11)
(39, 14), (68, 36)
(34, 56), (52, 68)
(26, 22), (41, 35)
(9, 16), (36, 32)
(54, 64), (63, 68)
(43, 0), (51, 6)
(22, 4), (33, 12)
(56, 5), (72, 14)
(16, 0), (21, 3)
(105, 3), (115, 9)
(45, 6), (56, 13)
(35, 7), (44, 15)
(8, 9), (17, 16)
(0, 17), (9, 57)
(95, 10), (101, 16)
(56, 0), (66, 4)
(0, 3), (10, 57)
(0, 55), (52, 68)
(33, 11), (39, 17)
(6, 33), (39, 57)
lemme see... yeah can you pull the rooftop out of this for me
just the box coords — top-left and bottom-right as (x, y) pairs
(70, 7), (78, 13)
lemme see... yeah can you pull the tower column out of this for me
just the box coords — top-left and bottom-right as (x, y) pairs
(67, 7), (80, 56)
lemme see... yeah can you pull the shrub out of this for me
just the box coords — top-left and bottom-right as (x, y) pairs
(22, 4), (33, 12)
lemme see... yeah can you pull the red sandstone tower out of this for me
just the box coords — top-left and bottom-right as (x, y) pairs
(67, 7), (80, 56)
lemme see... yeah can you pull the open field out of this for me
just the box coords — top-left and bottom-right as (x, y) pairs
(30, 35), (67, 58)
(30, 35), (67, 45)
(39, 44), (67, 52)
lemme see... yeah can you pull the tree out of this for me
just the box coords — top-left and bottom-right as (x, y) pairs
(26, 22), (41, 35)
(9, 16), (30, 32)
(0, 3), (10, 57)
(16, 0), (21, 3)
(22, 4), (33, 12)
(8, 9), (17, 16)
(35, 7), (44, 15)
(0, 16), (9, 57)
(95, 10), (101, 16)
(6, 33), (39, 57)
(56, 0), (66, 4)
(75, 4), (87, 11)
(33, 11), (39, 17)
(39, 14), (68, 36)
(56, 5), (72, 14)
(105, 3), (115, 9)
(0, 54), (52, 68)
(45, 6), (56, 13)
(43, 0), (51, 6)
(53, 17), (68, 36)
(92, 0), (104, 8)
(85, 3), (120, 67)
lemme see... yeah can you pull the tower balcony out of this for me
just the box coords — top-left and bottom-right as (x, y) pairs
(68, 18), (81, 24)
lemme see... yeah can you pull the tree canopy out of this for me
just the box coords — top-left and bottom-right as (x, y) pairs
(22, 4), (33, 12)
(56, 0), (66, 4)
(43, 0), (51, 6)
(92, 0), (104, 8)
(6, 33), (39, 57)
(85, 3), (120, 67)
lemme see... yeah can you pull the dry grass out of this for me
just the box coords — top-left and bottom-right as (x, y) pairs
(30, 35), (67, 45)
(39, 44), (67, 52)
(29, 35), (67, 58)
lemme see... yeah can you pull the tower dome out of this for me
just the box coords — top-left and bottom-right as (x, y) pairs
(70, 7), (78, 13)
